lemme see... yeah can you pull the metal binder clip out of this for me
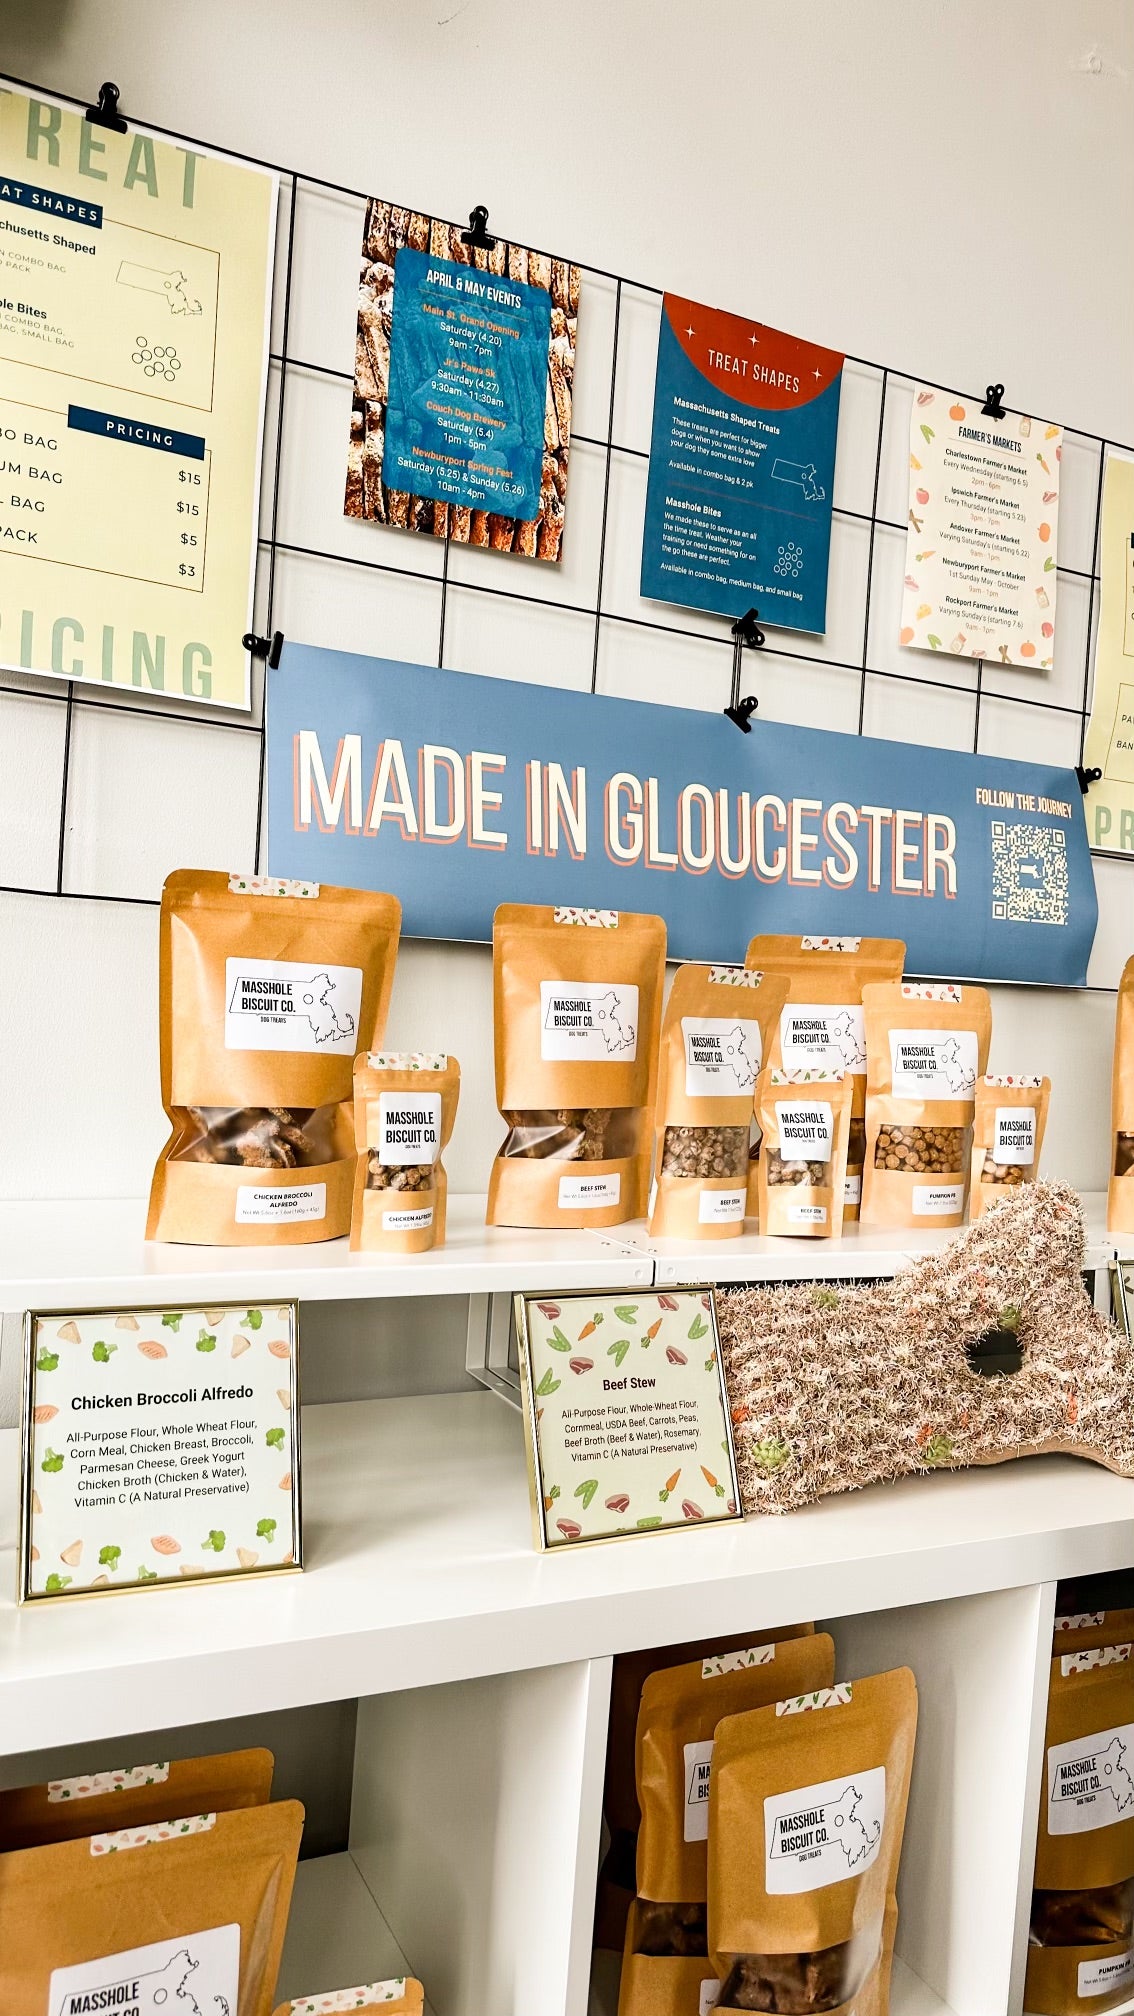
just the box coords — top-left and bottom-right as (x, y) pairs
(724, 609), (764, 732)
(981, 383), (1007, 419)
(460, 206), (497, 252)
(242, 631), (285, 670)
(85, 82), (127, 133)
(1075, 764), (1102, 795)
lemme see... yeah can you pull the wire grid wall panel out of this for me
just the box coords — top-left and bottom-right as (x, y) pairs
(0, 78), (1128, 912)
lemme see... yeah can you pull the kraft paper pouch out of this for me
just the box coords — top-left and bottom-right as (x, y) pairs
(0, 1746), (273, 1852)
(1026, 1644), (1134, 2015)
(745, 936), (905, 1224)
(969, 1074), (1050, 1221)
(148, 872), (401, 1246)
(649, 967), (788, 1241)
(861, 982), (991, 1230)
(597, 1627), (818, 1953)
(487, 904), (665, 1228)
(1054, 1610), (1134, 1655)
(619, 1901), (723, 2016)
(755, 1072), (852, 1241)
(1108, 958), (1134, 1236)
(351, 1052), (460, 1253)
(274, 1981), (425, 2014)
(708, 1668), (917, 2016)
(0, 1797), (303, 2016)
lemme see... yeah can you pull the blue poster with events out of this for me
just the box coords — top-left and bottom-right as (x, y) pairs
(382, 246), (551, 517)
(266, 642), (1097, 986)
(641, 294), (843, 634)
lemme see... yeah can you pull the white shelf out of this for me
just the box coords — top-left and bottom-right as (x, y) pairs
(3, 1390), (1132, 1754)
(279, 1851), (435, 2016)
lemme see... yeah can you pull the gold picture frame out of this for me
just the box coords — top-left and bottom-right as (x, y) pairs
(515, 1284), (741, 1551)
(19, 1299), (303, 1603)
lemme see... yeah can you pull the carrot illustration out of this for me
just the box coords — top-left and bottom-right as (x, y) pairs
(659, 1468), (682, 1503)
(578, 1318), (598, 1340)
(701, 1465), (726, 1498)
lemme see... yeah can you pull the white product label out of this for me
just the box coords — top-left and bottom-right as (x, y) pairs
(50, 1762), (169, 1802)
(1055, 1612), (1106, 1632)
(289, 1988), (412, 2014)
(699, 1982), (721, 2016)
(775, 1101), (833, 1159)
(539, 981), (638, 1060)
(224, 956), (362, 1053)
(911, 1183), (965, 1216)
(684, 1737), (715, 1841)
(558, 1172), (621, 1209)
(889, 1027), (978, 1098)
(844, 1170), (862, 1205)
(382, 1206), (433, 1232)
(702, 1645), (775, 1678)
(1079, 1948), (1134, 1998)
(765, 1766), (885, 1894)
(788, 1202), (828, 1225)
(682, 1015), (763, 1094)
(698, 1187), (746, 1224)
(780, 1003), (866, 1076)
(235, 1182), (326, 1224)
(377, 1091), (441, 1165)
(1047, 1722), (1134, 1833)
(993, 1106), (1037, 1165)
(50, 1926), (239, 2016)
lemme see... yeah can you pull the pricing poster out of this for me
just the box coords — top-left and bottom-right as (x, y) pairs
(900, 388), (1061, 670)
(1082, 452), (1134, 853)
(640, 295), (843, 633)
(345, 198), (578, 562)
(0, 85), (276, 710)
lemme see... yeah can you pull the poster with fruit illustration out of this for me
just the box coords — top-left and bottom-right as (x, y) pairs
(19, 1302), (301, 1601)
(515, 1288), (740, 1549)
(900, 387), (1061, 670)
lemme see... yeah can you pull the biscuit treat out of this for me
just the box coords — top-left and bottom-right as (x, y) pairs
(755, 1071), (852, 1241)
(147, 873), (400, 1245)
(649, 966), (788, 1241)
(274, 1981), (425, 2014)
(969, 1074), (1050, 1220)
(487, 905), (665, 1228)
(1109, 958), (1134, 1236)
(861, 982), (991, 1229)
(745, 937), (905, 1224)
(0, 1747), (273, 1852)
(351, 1053), (460, 1253)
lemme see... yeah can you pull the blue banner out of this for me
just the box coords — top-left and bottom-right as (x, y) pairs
(266, 642), (1098, 985)
(67, 405), (206, 459)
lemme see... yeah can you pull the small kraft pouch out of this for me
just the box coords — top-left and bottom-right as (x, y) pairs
(351, 1052), (460, 1253)
(274, 1980), (425, 2014)
(0, 1746), (273, 1852)
(649, 966), (788, 1241)
(147, 871), (401, 1246)
(707, 1668), (918, 2016)
(755, 1071), (853, 1240)
(745, 935), (905, 1224)
(969, 1074), (1050, 1220)
(1108, 957), (1134, 1236)
(1026, 1644), (1134, 2015)
(487, 904), (666, 1229)
(861, 981), (991, 1230)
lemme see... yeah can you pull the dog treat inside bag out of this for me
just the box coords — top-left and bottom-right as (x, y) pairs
(755, 1071), (852, 1241)
(1027, 1643), (1134, 2015)
(0, 1746), (273, 1853)
(649, 966), (788, 1240)
(148, 872), (401, 1245)
(0, 1798), (303, 2016)
(746, 937), (905, 1224)
(351, 1053), (460, 1253)
(488, 904), (665, 1228)
(1109, 957), (1134, 1236)
(969, 1074), (1050, 1220)
(708, 1667), (917, 2015)
(861, 982), (991, 1229)
(275, 1981), (425, 2015)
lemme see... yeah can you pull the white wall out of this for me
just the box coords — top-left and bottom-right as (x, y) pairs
(2, 0), (1133, 1211)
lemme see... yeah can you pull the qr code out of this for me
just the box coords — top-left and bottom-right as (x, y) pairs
(990, 821), (1069, 926)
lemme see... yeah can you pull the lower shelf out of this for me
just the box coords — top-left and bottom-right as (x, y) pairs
(587, 1948), (951, 2015)
(279, 1851), (434, 2016)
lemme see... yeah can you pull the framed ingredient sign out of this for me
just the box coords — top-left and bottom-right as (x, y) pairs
(515, 1287), (741, 1549)
(19, 1300), (301, 1601)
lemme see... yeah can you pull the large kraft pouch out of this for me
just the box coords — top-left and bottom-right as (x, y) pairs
(1026, 1644), (1134, 2015)
(756, 1072), (852, 1241)
(147, 872), (400, 1246)
(969, 1074), (1050, 1222)
(275, 1980), (425, 2014)
(861, 982), (991, 1230)
(1054, 1611), (1134, 1656)
(487, 904), (665, 1229)
(707, 1668), (917, 2016)
(0, 1797), (303, 2016)
(649, 967), (788, 1241)
(1108, 957), (1134, 1236)
(351, 1052), (460, 1253)
(0, 1745), (273, 1852)
(597, 1627), (817, 1953)
(745, 936), (905, 1224)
